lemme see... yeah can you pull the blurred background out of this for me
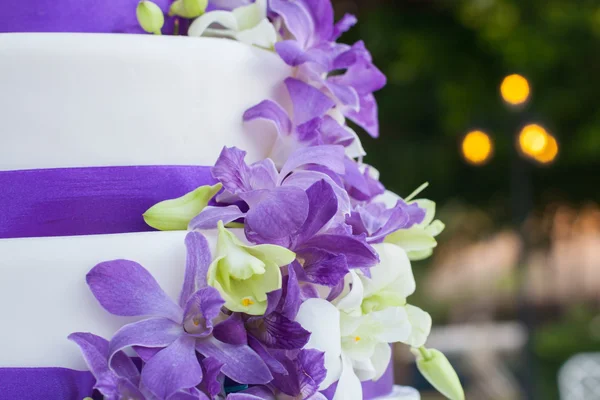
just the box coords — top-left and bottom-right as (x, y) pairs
(333, 0), (600, 399)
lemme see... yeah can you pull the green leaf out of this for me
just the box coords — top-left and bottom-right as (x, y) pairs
(143, 183), (222, 231)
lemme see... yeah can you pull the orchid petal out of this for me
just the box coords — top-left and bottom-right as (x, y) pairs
(281, 263), (301, 319)
(297, 180), (338, 243)
(232, 0), (267, 29)
(108, 318), (183, 360)
(346, 93), (379, 138)
(247, 334), (287, 375)
(189, 205), (246, 230)
(244, 243), (297, 267)
(298, 349), (327, 399)
(201, 357), (225, 398)
(364, 243), (415, 299)
(295, 298), (342, 390)
(179, 232), (212, 306)
(213, 313), (248, 345)
(333, 14), (357, 40)
(301, 234), (378, 269)
(196, 336), (273, 384)
(212, 147), (254, 194)
(68, 333), (112, 383)
(275, 40), (315, 66)
(244, 187), (309, 241)
(182, 287), (225, 336)
(334, 270), (364, 313)
(298, 248), (348, 287)
(370, 307), (411, 344)
(371, 343), (392, 381)
(141, 336), (202, 399)
(405, 305), (432, 348)
(143, 183), (222, 231)
(87, 260), (183, 322)
(281, 145), (345, 180)
(385, 228), (438, 253)
(427, 220), (446, 237)
(412, 199), (436, 227)
(188, 10), (239, 37)
(407, 248), (434, 261)
(284, 78), (335, 125)
(243, 100), (292, 136)
(234, 18), (278, 48)
(254, 312), (310, 349)
(332, 354), (362, 400)
(269, 0), (313, 47)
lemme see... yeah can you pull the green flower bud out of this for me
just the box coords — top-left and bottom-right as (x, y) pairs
(414, 347), (465, 400)
(169, 0), (208, 18)
(136, 1), (165, 35)
(143, 183), (222, 231)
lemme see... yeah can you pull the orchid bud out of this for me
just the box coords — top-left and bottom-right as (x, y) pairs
(169, 0), (208, 18)
(143, 183), (222, 231)
(136, 1), (165, 35)
(414, 347), (465, 400)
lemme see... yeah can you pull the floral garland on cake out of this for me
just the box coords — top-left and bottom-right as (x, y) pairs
(70, 1), (464, 399)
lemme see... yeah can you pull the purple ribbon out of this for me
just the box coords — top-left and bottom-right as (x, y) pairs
(0, 364), (393, 399)
(0, 0), (177, 34)
(0, 368), (96, 400)
(0, 166), (216, 239)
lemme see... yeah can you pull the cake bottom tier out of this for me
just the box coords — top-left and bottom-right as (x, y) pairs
(0, 231), (416, 399)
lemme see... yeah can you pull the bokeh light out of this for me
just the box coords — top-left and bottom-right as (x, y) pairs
(519, 124), (549, 157)
(461, 130), (493, 165)
(500, 74), (531, 105)
(535, 135), (559, 164)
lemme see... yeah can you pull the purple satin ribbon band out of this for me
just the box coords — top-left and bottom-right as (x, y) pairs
(0, 0), (177, 34)
(0, 166), (216, 239)
(0, 365), (393, 400)
(0, 368), (96, 400)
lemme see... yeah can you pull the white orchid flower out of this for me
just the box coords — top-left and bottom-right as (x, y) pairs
(187, 0), (277, 49)
(295, 244), (432, 400)
(360, 243), (432, 347)
(378, 187), (445, 261)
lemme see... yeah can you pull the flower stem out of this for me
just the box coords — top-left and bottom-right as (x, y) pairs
(405, 182), (429, 202)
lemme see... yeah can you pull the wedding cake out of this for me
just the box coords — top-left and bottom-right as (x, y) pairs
(0, 0), (464, 399)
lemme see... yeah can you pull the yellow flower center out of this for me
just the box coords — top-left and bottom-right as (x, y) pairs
(242, 298), (255, 307)
(354, 336), (361, 342)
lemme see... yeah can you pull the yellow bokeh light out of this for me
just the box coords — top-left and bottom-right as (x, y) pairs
(535, 135), (559, 164)
(500, 74), (530, 105)
(519, 124), (549, 157)
(462, 130), (493, 165)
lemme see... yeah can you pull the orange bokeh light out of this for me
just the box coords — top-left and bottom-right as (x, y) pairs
(501, 74), (530, 105)
(462, 130), (493, 165)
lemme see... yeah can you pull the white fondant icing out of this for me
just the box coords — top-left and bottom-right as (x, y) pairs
(0, 33), (291, 171)
(378, 386), (421, 400)
(0, 230), (218, 369)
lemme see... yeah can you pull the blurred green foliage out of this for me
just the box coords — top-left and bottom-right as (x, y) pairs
(338, 0), (600, 211)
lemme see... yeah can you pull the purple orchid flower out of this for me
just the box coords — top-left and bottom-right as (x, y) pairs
(342, 158), (385, 202)
(68, 333), (204, 400)
(268, 0), (387, 138)
(243, 78), (356, 162)
(190, 145), (351, 244)
(82, 232), (272, 399)
(287, 180), (379, 287)
(346, 199), (426, 244)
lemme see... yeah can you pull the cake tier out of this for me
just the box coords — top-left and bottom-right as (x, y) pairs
(0, 231), (413, 399)
(0, 34), (290, 171)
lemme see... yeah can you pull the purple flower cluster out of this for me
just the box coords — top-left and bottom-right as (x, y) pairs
(70, 1), (431, 399)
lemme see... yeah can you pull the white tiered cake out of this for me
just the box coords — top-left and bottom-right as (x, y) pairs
(0, 33), (421, 400)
